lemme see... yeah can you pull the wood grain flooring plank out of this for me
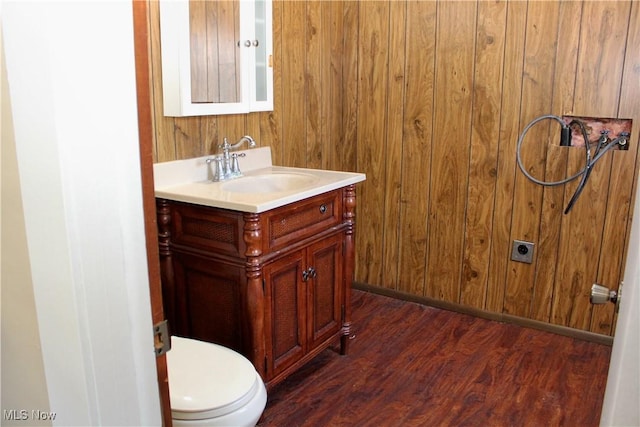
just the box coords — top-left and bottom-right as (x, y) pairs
(258, 290), (610, 427)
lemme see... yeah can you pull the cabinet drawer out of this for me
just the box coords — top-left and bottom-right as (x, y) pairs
(171, 203), (243, 257)
(266, 190), (342, 251)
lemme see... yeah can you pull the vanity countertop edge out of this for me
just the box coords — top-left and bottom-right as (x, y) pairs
(154, 147), (366, 213)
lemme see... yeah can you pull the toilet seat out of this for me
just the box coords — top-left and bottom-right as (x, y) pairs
(167, 336), (262, 421)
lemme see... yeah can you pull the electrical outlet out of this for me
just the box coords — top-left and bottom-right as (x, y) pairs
(561, 116), (632, 150)
(511, 240), (534, 264)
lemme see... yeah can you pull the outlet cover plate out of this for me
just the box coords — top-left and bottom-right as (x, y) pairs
(511, 240), (534, 264)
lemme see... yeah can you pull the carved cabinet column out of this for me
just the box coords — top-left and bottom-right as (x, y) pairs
(243, 213), (266, 376)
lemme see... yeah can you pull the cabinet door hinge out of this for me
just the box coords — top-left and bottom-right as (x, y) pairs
(262, 278), (266, 294)
(154, 319), (171, 357)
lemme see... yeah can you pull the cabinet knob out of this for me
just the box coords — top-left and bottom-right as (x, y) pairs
(302, 267), (317, 281)
(319, 204), (327, 214)
(237, 40), (259, 48)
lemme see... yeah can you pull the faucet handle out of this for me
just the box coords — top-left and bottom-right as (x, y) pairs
(230, 153), (247, 176)
(206, 156), (225, 182)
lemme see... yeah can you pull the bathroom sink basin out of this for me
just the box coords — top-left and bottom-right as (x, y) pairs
(222, 172), (317, 194)
(154, 147), (366, 212)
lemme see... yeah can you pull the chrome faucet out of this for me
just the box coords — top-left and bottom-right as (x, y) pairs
(206, 135), (257, 182)
(230, 135), (256, 150)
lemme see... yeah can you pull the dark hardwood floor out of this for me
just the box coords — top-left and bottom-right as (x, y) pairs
(258, 290), (611, 426)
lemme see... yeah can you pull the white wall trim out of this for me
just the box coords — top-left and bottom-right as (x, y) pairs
(2, 2), (161, 425)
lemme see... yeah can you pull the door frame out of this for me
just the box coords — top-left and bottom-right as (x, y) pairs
(132, 1), (172, 425)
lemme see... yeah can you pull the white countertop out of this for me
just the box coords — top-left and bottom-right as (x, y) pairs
(154, 147), (366, 213)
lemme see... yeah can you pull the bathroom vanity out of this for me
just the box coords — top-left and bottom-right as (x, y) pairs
(154, 148), (365, 388)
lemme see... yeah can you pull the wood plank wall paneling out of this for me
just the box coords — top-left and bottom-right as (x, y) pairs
(306, 1), (322, 169)
(355, 1), (389, 286)
(530, 0), (582, 324)
(342, 1), (358, 173)
(148, 0), (640, 337)
(281, 1), (306, 167)
(460, 0), (506, 310)
(505, 1), (560, 319)
(551, 0), (635, 334)
(381, 1), (407, 291)
(486, 1), (527, 314)
(397, 1), (436, 296)
(427, 1), (476, 302)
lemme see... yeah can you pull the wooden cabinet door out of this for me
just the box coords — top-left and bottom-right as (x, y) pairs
(264, 250), (307, 379)
(306, 233), (344, 350)
(172, 253), (245, 351)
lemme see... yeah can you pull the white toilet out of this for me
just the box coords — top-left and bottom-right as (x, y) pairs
(167, 336), (267, 427)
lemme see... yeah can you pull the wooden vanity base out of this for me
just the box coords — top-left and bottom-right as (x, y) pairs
(157, 185), (356, 388)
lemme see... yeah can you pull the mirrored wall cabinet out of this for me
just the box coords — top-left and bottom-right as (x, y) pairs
(160, 0), (273, 116)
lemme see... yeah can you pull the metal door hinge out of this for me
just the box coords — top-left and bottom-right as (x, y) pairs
(154, 320), (171, 357)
